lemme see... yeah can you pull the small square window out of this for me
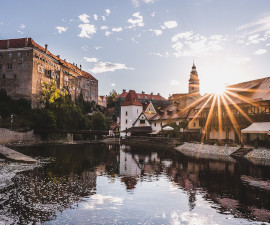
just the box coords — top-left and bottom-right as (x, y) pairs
(18, 63), (22, 70)
(14, 74), (17, 79)
(3, 74), (5, 79)
(0, 64), (2, 70)
(125, 119), (128, 124)
(126, 111), (128, 116)
(17, 52), (21, 58)
(9, 53), (12, 58)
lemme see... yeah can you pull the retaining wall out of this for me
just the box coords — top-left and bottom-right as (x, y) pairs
(0, 128), (38, 144)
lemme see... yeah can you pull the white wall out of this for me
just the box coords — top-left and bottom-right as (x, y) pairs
(133, 114), (151, 127)
(120, 105), (142, 136)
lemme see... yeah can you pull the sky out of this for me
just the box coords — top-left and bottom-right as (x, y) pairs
(1, 0), (270, 97)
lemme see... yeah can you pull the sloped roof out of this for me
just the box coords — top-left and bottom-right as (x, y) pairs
(118, 91), (167, 101)
(0, 37), (97, 80)
(121, 90), (143, 106)
(195, 77), (270, 109)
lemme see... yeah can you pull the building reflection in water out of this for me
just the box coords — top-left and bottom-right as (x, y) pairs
(2, 143), (270, 224)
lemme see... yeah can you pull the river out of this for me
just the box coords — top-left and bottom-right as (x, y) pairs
(0, 143), (270, 224)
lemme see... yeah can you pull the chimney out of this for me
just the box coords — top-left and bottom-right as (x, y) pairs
(45, 44), (48, 54)
(142, 91), (145, 94)
(64, 59), (66, 61)
(57, 55), (60, 58)
(80, 64), (82, 70)
(7, 40), (10, 49)
(76, 64), (77, 67)
(25, 37), (28, 47)
(122, 89), (126, 93)
(157, 93), (160, 96)
(151, 92), (153, 95)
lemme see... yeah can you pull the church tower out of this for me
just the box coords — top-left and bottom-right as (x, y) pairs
(188, 61), (200, 94)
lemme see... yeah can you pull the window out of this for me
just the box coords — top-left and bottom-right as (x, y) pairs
(154, 123), (156, 127)
(17, 52), (21, 58)
(3, 74), (5, 79)
(14, 74), (17, 79)
(38, 65), (44, 73)
(126, 111), (128, 116)
(27, 52), (30, 56)
(86, 80), (90, 86)
(194, 122), (196, 127)
(161, 123), (162, 126)
(125, 119), (128, 124)
(137, 109), (138, 114)
(140, 120), (145, 124)
(9, 53), (12, 58)
(0, 64), (2, 70)
(7, 64), (12, 69)
(18, 63), (22, 70)
(0, 53), (3, 58)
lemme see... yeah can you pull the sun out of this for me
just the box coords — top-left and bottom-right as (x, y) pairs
(204, 83), (226, 95)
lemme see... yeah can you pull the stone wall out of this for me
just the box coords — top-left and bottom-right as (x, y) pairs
(0, 128), (38, 144)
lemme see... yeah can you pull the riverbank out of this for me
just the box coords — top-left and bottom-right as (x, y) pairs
(176, 142), (270, 161)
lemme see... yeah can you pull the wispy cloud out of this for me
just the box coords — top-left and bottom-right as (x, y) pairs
(132, 0), (156, 7)
(93, 14), (98, 21)
(100, 26), (108, 30)
(84, 57), (99, 63)
(78, 24), (96, 38)
(254, 48), (267, 55)
(95, 46), (102, 50)
(112, 27), (123, 32)
(171, 31), (226, 57)
(19, 24), (26, 29)
(90, 62), (134, 74)
(105, 9), (111, 16)
(238, 15), (270, 35)
(150, 29), (162, 36)
(127, 12), (144, 28)
(55, 26), (68, 34)
(111, 83), (116, 87)
(105, 31), (112, 37)
(164, 21), (178, 29)
(78, 14), (90, 23)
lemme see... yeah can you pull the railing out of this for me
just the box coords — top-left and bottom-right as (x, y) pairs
(122, 136), (181, 146)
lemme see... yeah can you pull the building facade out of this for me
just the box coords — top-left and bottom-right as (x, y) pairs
(0, 38), (98, 107)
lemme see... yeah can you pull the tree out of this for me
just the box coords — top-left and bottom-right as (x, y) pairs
(107, 89), (118, 108)
(91, 112), (108, 130)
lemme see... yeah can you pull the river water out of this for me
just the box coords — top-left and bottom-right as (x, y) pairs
(0, 143), (270, 224)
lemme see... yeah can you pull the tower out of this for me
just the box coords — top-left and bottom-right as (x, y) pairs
(188, 61), (200, 94)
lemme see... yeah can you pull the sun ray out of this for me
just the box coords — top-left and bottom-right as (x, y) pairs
(220, 94), (241, 142)
(201, 94), (217, 142)
(224, 89), (260, 107)
(223, 92), (253, 123)
(217, 95), (223, 140)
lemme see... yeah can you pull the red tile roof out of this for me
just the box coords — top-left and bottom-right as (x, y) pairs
(118, 91), (167, 101)
(121, 90), (143, 106)
(0, 37), (97, 80)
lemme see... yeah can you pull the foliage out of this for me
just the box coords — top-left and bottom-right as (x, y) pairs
(91, 112), (109, 130)
(107, 89), (118, 108)
(161, 120), (189, 138)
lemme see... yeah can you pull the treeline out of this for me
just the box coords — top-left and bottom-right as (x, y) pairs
(0, 81), (109, 132)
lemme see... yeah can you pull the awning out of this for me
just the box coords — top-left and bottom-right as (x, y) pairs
(241, 122), (270, 134)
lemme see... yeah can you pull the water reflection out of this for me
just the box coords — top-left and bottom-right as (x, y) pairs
(0, 143), (270, 224)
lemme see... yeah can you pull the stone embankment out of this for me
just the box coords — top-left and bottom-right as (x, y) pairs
(0, 128), (39, 144)
(0, 145), (37, 164)
(176, 142), (270, 161)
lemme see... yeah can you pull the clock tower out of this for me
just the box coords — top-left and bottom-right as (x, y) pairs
(188, 62), (200, 94)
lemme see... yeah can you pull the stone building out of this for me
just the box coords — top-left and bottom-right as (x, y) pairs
(0, 38), (98, 107)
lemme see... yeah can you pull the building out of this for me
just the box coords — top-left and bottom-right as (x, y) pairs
(0, 38), (98, 107)
(196, 77), (270, 145)
(98, 95), (107, 108)
(115, 90), (170, 119)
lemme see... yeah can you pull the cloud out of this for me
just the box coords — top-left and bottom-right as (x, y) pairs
(246, 33), (267, 44)
(111, 83), (116, 87)
(78, 14), (90, 23)
(164, 21), (178, 29)
(151, 12), (155, 17)
(95, 46), (102, 50)
(127, 12), (144, 28)
(170, 80), (180, 86)
(112, 27), (123, 32)
(55, 26), (68, 34)
(105, 31), (112, 36)
(90, 62), (134, 74)
(100, 26), (108, 30)
(132, 0), (156, 7)
(93, 14), (98, 21)
(78, 24), (96, 38)
(105, 9), (111, 16)
(19, 24), (26, 29)
(227, 56), (251, 65)
(238, 15), (270, 35)
(149, 52), (169, 58)
(150, 29), (162, 36)
(84, 57), (99, 63)
(171, 31), (226, 57)
(254, 48), (267, 55)
(102, 16), (106, 21)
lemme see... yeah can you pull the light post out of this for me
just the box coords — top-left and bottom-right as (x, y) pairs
(11, 114), (14, 130)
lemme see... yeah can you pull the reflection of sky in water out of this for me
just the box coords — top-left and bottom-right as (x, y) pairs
(47, 176), (267, 225)
(1, 144), (270, 224)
